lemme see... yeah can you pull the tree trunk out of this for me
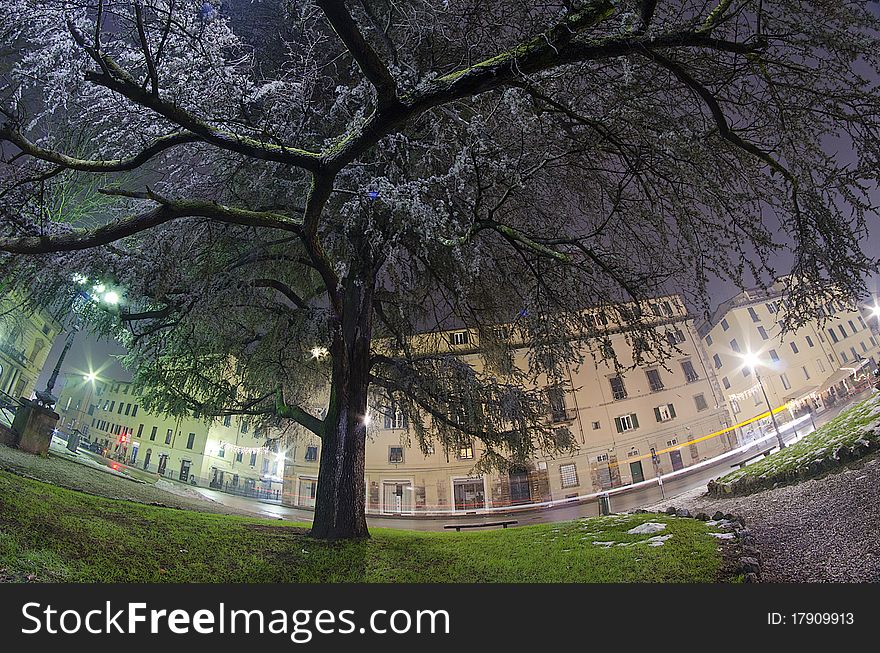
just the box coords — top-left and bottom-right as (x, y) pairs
(309, 271), (374, 540)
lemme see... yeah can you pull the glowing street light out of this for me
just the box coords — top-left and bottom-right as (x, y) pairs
(741, 350), (786, 450)
(102, 291), (120, 305)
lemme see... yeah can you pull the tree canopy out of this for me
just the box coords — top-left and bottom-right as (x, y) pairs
(1, 0), (878, 538)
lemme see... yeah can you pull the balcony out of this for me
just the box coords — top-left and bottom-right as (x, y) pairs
(550, 407), (577, 423)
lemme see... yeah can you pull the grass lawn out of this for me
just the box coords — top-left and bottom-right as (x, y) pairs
(0, 470), (727, 583)
(711, 392), (880, 496)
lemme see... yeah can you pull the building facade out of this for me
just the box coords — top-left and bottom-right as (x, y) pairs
(55, 374), (284, 496)
(282, 295), (736, 514)
(0, 292), (63, 408)
(699, 279), (880, 441)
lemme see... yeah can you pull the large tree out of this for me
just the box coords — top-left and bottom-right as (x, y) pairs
(1, 0), (878, 539)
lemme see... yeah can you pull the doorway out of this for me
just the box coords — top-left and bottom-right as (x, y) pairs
(382, 481), (413, 514)
(298, 478), (317, 508)
(143, 449), (151, 470)
(157, 454), (168, 476)
(508, 467), (531, 505)
(669, 449), (684, 471)
(179, 459), (191, 482)
(630, 460), (645, 483)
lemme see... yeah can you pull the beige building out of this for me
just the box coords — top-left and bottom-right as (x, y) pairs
(699, 279), (880, 441)
(56, 374), (284, 497)
(283, 295), (736, 513)
(0, 291), (63, 408)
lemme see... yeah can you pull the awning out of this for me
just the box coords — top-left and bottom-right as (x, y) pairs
(784, 384), (820, 403)
(819, 367), (857, 392)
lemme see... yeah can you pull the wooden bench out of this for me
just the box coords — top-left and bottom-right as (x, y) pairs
(443, 520), (518, 532)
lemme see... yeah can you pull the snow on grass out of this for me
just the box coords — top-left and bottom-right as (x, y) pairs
(718, 393), (880, 486)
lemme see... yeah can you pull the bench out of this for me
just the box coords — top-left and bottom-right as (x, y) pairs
(731, 450), (772, 469)
(443, 520), (518, 532)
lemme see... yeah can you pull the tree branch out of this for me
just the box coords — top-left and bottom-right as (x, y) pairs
(315, 0), (399, 110)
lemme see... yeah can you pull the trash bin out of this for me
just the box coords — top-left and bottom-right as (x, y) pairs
(66, 431), (80, 453)
(597, 493), (611, 516)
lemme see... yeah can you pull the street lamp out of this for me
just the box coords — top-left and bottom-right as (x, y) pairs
(741, 351), (786, 450)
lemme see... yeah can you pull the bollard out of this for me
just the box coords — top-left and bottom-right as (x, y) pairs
(66, 431), (80, 453)
(598, 492), (611, 516)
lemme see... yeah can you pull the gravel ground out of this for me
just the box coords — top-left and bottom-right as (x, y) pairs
(0, 444), (265, 519)
(651, 453), (880, 582)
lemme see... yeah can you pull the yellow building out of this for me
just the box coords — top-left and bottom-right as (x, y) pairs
(283, 294), (735, 513)
(0, 291), (63, 407)
(56, 374), (284, 497)
(699, 279), (880, 441)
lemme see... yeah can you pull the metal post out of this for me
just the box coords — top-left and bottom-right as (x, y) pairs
(757, 373), (785, 449)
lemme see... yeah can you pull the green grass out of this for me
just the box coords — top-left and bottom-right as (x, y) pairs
(0, 470), (727, 583)
(712, 393), (880, 495)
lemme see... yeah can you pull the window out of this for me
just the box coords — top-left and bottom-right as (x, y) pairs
(748, 307), (760, 322)
(859, 317), (867, 329)
(122, 384), (129, 395)
(109, 401), (115, 412)
(713, 354), (722, 369)
(389, 446), (404, 464)
(790, 341), (799, 354)
(132, 404), (138, 417)
(124, 403), (132, 416)
(591, 421), (600, 430)
(117, 402), (124, 414)
(731, 399), (740, 414)
(666, 329), (685, 346)
(871, 336), (877, 347)
(262, 459), (269, 474)
(841, 351), (849, 363)
(614, 413), (639, 433)
(150, 426), (157, 441)
(730, 339), (740, 353)
(694, 394), (708, 411)
(458, 443), (475, 460)
(766, 301), (777, 314)
(757, 326), (769, 340)
(645, 369), (664, 392)
(666, 438), (678, 447)
(805, 335), (814, 348)
(452, 331), (469, 346)
(304, 446), (318, 462)
(609, 376), (627, 400)
(681, 360), (699, 383)
(661, 301), (674, 317)
(829, 328), (839, 343)
(165, 429), (173, 445)
(240, 420), (249, 434)
(223, 415), (231, 427)
(722, 376), (730, 389)
(136, 424), (143, 439)
(384, 404), (408, 429)
(816, 359), (826, 373)
(780, 374), (791, 390)
(838, 325), (847, 340)
(850, 346), (859, 360)
(802, 366), (810, 381)
(849, 320), (858, 334)
(186, 432), (195, 449)
(742, 367), (751, 378)
(218, 446), (226, 459)
(721, 319), (730, 331)
(235, 449), (243, 462)
(705, 334), (713, 346)
(250, 452), (257, 466)
(548, 386), (571, 421)
(597, 453), (609, 463)
(769, 349), (779, 362)
(654, 403), (676, 422)
(560, 463), (579, 488)
(861, 341), (868, 353)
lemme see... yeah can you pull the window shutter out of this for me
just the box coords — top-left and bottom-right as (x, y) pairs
(654, 407), (661, 422)
(384, 413), (392, 429)
(668, 403), (676, 418)
(615, 417), (623, 433)
(631, 413), (639, 429)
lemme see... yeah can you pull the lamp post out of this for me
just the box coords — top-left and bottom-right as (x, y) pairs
(743, 351), (786, 450)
